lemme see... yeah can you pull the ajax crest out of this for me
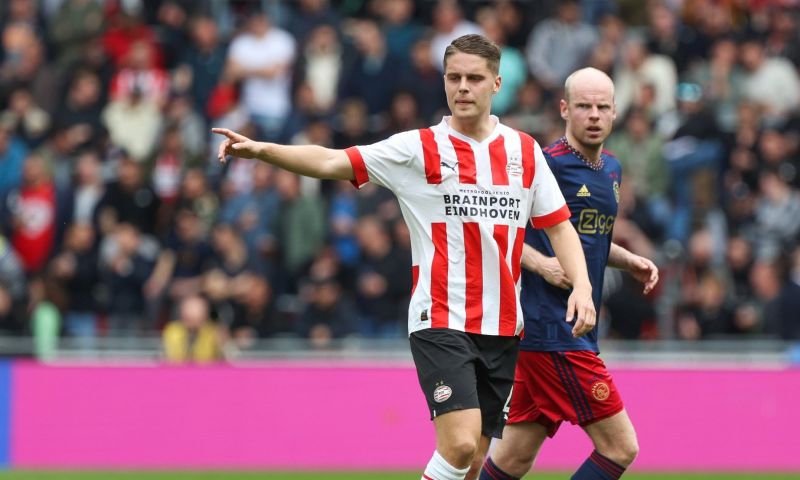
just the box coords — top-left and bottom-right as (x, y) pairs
(591, 381), (610, 401)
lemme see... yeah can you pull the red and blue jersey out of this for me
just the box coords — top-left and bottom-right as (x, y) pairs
(519, 138), (622, 352)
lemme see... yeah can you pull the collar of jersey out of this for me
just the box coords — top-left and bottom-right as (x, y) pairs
(441, 115), (502, 145)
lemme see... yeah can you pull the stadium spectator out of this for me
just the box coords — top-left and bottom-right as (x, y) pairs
(219, 162), (280, 258)
(476, 7), (526, 116)
(502, 76), (556, 139)
(294, 24), (343, 115)
(287, 0), (340, 47)
(174, 167), (218, 236)
(429, 0), (482, 72)
(54, 69), (106, 149)
(228, 272), (284, 346)
(0, 234), (26, 334)
(353, 216), (408, 338)
(375, 0), (425, 68)
(1, 153), (57, 274)
(338, 19), (400, 116)
(49, 222), (99, 340)
(202, 223), (262, 329)
(162, 294), (223, 363)
(1, 85), (50, 147)
(176, 14), (227, 121)
(0, 117), (28, 200)
(295, 274), (356, 348)
(753, 168), (800, 261)
(99, 222), (155, 337)
(380, 91), (425, 137)
(396, 36), (449, 123)
(95, 154), (161, 236)
(273, 170), (326, 294)
(525, 0), (596, 92)
(63, 149), (104, 226)
(47, 0), (104, 73)
(162, 92), (206, 161)
(614, 35), (677, 121)
(225, 10), (295, 141)
(740, 36), (800, 125)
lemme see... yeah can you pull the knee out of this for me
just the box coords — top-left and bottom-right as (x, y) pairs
(443, 438), (479, 468)
(620, 437), (640, 466)
(600, 437), (639, 468)
(492, 445), (536, 477)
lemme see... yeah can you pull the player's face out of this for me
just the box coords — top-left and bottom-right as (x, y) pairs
(443, 52), (500, 122)
(561, 80), (616, 148)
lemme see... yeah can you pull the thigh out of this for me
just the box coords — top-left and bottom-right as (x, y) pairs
(471, 334), (519, 438)
(410, 329), (480, 420)
(582, 409), (637, 453)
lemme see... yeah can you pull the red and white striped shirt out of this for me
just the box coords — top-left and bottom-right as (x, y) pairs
(346, 116), (570, 336)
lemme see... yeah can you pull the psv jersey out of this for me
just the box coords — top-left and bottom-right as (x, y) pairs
(345, 116), (570, 337)
(519, 138), (622, 352)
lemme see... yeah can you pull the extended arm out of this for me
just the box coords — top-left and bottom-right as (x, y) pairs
(543, 220), (595, 337)
(212, 128), (354, 181)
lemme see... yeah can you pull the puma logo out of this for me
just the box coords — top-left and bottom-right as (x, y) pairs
(440, 161), (457, 172)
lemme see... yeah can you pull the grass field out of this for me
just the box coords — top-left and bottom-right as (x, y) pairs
(0, 473), (799, 479)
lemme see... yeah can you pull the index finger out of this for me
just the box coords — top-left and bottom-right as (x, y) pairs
(211, 127), (246, 142)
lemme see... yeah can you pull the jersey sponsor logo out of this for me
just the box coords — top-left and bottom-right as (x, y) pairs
(613, 181), (620, 204)
(443, 191), (522, 221)
(591, 381), (610, 401)
(577, 208), (615, 235)
(577, 184), (591, 197)
(433, 385), (453, 403)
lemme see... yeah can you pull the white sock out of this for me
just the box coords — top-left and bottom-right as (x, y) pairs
(421, 450), (470, 480)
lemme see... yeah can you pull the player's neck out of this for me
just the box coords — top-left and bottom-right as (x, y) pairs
(565, 132), (602, 164)
(448, 115), (496, 143)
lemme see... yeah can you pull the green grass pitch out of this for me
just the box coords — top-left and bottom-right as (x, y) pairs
(0, 473), (798, 479)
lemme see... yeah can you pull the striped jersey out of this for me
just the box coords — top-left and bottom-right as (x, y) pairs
(345, 116), (570, 337)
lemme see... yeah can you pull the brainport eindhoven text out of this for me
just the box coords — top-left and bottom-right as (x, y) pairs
(443, 192), (522, 220)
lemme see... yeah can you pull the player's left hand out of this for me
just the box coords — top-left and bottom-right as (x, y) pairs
(627, 255), (659, 295)
(566, 283), (595, 338)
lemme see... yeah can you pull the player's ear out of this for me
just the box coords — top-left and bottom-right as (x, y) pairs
(493, 75), (502, 94)
(560, 99), (568, 120)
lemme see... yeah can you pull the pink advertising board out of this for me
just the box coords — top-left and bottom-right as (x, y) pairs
(9, 361), (799, 471)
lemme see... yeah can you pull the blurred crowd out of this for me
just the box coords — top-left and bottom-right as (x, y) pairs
(0, 0), (799, 362)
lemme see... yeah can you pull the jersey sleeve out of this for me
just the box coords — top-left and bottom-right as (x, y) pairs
(344, 130), (417, 191)
(530, 141), (571, 228)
